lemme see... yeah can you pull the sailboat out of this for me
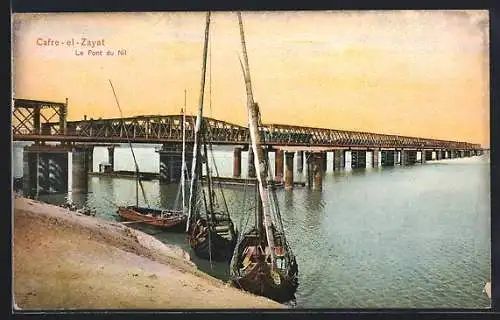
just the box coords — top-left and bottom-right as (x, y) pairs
(109, 80), (187, 232)
(185, 12), (237, 262)
(229, 12), (299, 303)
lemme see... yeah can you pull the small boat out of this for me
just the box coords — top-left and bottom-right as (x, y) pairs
(117, 206), (186, 231)
(185, 12), (237, 262)
(229, 12), (298, 303)
(108, 80), (189, 233)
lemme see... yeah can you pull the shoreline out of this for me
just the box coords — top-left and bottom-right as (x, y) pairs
(12, 196), (285, 309)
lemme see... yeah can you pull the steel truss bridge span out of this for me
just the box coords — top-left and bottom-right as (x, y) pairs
(13, 113), (479, 150)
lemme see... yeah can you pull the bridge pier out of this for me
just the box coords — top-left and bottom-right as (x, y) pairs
(381, 150), (395, 166)
(401, 150), (417, 165)
(233, 147), (242, 177)
(296, 151), (304, 173)
(372, 149), (380, 168)
(247, 148), (256, 178)
(400, 150), (406, 166)
(72, 146), (93, 193)
(275, 149), (284, 182)
(284, 151), (294, 190)
(158, 144), (193, 184)
(351, 150), (366, 169)
(107, 146), (115, 172)
(436, 150), (442, 160)
(419, 150), (426, 164)
(87, 148), (94, 172)
(307, 152), (324, 190)
(394, 150), (399, 165)
(23, 151), (38, 195)
(425, 150), (433, 161)
(333, 149), (345, 170)
(23, 146), (69, 195)
(322, 152), (327, 172)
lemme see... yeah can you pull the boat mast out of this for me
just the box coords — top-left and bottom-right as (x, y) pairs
(186, 12), (211, 232)
(237, 12), (276, 270)
(108, 79), (149, 209)
(181, 89), (187, 214)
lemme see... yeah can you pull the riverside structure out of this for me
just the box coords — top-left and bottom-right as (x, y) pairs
(12, 98), (485, 195)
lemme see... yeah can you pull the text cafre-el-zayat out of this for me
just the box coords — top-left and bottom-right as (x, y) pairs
(36, 37), (105, 48)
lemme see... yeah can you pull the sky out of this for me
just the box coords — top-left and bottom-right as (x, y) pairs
(12, 11), (489, 147)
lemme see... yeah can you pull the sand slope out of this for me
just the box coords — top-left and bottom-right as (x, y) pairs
(12, 196), (284, 309)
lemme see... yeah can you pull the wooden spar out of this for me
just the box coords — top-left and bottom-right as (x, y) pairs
(203, 136), (216, 222)
(108, 80), (149, 208)
(187, 12), (211, 232)
(181, 89), (187, 214)
(237, 12), (277, 270)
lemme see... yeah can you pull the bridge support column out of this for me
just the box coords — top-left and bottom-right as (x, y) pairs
(308, 152), (323, 190)
(87, 148), (94, 172)
(394, 150), (399, 165)
(296, 151), (304, 173)
(233, 147), (242, 177)
(333, 149), (345, 170)
(284, 152), (295, 190)
(400, 149), (406, 166)
(247, 148), (256, 178)
(107, 147), (115, 172)
(351, 150), (366, 169)
(23, 148), (69, 195)
(158, 144), (193, 184)
(402, 150), (417, 165)
(23, 150), (39, 196)
(420, 150), (426, 163)
(425, 150), (433, 161)
(436, 150), (442, 160)
(275, 149), (284, 182)
(322, 153), (327, 172)
(372, 149), (380, 168)
(72, 146), (92, 193)
(381, 150), (395, 167)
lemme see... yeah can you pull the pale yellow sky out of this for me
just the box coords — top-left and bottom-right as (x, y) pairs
(12, 11), (489, 146)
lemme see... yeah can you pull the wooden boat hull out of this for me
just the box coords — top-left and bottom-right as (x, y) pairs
(191, 230), (236, 262)
(189, 216), (237, 262)
(230, 228), (298, 303)
(117, 206), (186, 232)
(231, 260), (298, 303)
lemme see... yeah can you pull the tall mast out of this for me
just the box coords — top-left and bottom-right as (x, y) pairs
(109, 79), (149, 209)
(237, 12), (276, 270)
(181, 89), (187, 214)
(186, 12), (211, 231)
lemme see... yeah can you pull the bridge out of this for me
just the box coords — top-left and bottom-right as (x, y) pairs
(12, 98), (485, 195)
(13, 98), (480, 150)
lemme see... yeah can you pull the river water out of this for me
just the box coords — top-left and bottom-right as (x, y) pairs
(12, 143), (491, 308)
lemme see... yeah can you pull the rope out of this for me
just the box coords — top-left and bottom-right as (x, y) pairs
(108, 80), (150, 209)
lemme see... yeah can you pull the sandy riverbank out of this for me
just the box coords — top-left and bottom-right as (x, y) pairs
(12, 196), (284, 309)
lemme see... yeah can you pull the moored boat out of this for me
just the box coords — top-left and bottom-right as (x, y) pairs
(229, 12), (299, 302)
(108, 80), (189, 232)
(117, 206), (186, 232)
(185, 12), (237, 262)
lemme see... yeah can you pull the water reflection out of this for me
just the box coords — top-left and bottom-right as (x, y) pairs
(20, 150), (490, 308)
